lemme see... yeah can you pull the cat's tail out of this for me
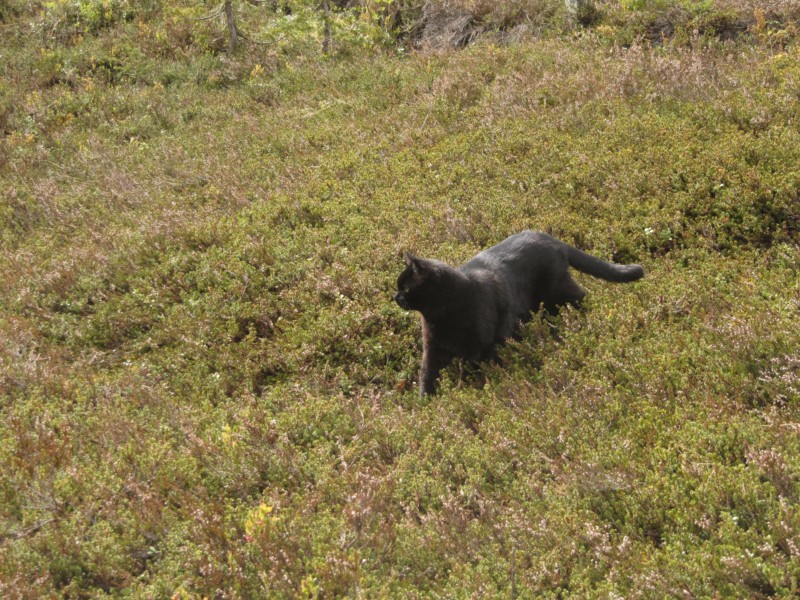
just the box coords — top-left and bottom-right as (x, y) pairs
(566, 245), (645, 283)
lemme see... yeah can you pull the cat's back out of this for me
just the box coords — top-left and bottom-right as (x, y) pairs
(461, 230), (560, 273)
(488, 230), (560, 257)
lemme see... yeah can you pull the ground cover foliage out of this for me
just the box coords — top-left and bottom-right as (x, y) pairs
(2, 0), (800, 597)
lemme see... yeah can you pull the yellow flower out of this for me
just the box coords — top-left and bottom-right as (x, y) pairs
(250, 64), (265, 80)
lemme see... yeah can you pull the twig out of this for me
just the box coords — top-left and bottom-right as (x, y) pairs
(0, 518), (56, 543)
(194, 3), (225, 21)
(320, 0), (332, 54)
(224, 0), (238, 55)
(237, 29), (276, 46)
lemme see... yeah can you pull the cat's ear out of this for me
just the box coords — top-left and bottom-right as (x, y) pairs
(404, 252), (429, 278)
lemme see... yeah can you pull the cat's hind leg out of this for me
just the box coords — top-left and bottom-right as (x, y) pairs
(545, 275), (586, 313)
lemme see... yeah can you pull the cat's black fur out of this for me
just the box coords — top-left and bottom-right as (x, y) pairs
(394, 230), (644, 396)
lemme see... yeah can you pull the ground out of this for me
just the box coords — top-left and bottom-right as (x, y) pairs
(1, 1), (799, 597)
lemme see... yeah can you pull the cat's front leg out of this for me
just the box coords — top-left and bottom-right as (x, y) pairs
(419, 346), (452, 397)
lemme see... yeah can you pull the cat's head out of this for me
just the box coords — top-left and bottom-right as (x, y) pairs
(393, 253), (437, 312)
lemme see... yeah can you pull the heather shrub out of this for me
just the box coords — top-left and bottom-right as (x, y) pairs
(2, 1), (800, 597)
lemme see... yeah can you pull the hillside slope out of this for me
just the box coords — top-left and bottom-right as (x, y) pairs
(1, 1), (800, 597)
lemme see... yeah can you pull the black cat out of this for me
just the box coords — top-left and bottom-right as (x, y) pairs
(393, 231), (644, 396)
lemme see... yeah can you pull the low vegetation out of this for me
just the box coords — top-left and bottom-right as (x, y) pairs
(1, 0), (799, 597)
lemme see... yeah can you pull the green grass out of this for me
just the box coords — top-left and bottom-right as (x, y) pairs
(2, 1), (800, 597)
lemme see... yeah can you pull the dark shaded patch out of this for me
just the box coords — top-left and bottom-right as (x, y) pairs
(575, 2), (601, 28)
(647, 16), (675, 45)
(233, 315), (276, 342)
(695, 11), (750, 42)
(612, 246), (644, 266)
(91, 56), (125, 85)
(271, 204), (325, 229)
(252, 363), (288, 394)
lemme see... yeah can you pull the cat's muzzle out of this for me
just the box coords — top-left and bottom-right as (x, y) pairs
(393, 292), (410, 310)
